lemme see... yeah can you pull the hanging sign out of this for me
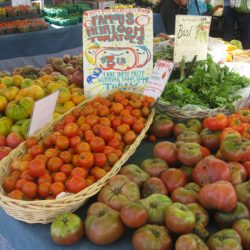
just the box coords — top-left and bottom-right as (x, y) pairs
(143, 59), (174, 101)
(174, 15), (212, 63)
(83, 8), (153, 98)
(28, 91), (59, 136)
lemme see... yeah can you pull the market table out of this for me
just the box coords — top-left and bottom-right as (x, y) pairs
(0, 13), (165, 72)
(0, 140), (156, 250)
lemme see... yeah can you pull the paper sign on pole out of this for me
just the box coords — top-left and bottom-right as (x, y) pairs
(174, 15), (212, 63)
(83, 8), (153, 98)
(28, 91), (59, 136)
(143, 60), (174, 101)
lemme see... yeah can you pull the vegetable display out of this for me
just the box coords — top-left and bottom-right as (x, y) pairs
(160, 56), (250, 111)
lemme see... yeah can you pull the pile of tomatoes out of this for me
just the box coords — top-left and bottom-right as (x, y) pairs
(1, 91), (154, 200)
(63, 110), (250, 249)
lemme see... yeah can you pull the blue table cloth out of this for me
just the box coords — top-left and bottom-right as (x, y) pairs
(0, 140), (156, 250)
(0, 14), (165, 72)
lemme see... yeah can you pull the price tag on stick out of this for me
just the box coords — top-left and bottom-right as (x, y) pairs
(143, 59), (174, 101)
(174, 15), (212, 63)
(28, 91), (59, 136)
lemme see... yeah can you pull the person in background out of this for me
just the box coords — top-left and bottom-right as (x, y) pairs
(223, 0), (250, 49)
(188, 0), (209, 15)
(159, 0), (188, 34)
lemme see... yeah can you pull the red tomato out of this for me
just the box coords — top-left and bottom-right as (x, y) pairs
(97, 105), (110, 117)
(107, 137), (121, 149)
(28, 145), (45, 157)
(45, 148), (60, 159)
(85, 115), (99, 127)
(80, 123), (91, 133)
(38, 174), (52, 184)
(117, 124), (130, 135)
(89, 137), (105, 153)
(7, 190), (24, 200)
(29, 158), (46, 178)
(99, 117), (111, 127)
(22, 181), (37, 199)
(55, 135), (70, 150)
(60, 164), (73, 176)
(51, 182), (65, 197)
(99, 126), (114, 142)
(25, 136), (39, 148)
(15, 178), (28, 190)
(111, 103), (124, 115)
(53, 172), (67, 183)
(111, 117), (122, 129)
(94, 153), (107, 167)
(71, 167), (88, 178)
(2, 176), (17, 193)
(63, 123), (79, 137)
(203, 113), (229, 131)
(74, 142), (91, 154)
(38, 182), (51, 198)
(78, 152), (94, 168)
(64, 115), (76, 125)
(91, 167), (106, 180)
(123, 130), (136, 145)
(59, 151), (72, 163)
(132, 121), (145, 134)
(66, 176), (86, 193)
(47, 157), (64, 172)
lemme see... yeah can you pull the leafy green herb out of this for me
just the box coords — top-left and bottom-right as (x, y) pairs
(161, 56), (250, 111)
(153, 46), (174, 62)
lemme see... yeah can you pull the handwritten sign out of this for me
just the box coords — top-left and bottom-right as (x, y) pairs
(83, 8), (153, 98)
(143, 60), (174, 100)
(174, 15), (212, 63)
(28, 91), (59, 136)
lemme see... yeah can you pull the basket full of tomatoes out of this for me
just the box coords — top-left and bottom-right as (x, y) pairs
(0, 89), (155, 224)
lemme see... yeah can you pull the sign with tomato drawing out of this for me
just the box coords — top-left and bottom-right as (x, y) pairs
(83, 8), (153, 97)
(174, 15), (211, 63)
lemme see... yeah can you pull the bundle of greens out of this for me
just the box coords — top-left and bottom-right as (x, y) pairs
(160, 56), (250, 112)
(153, 45), (174, 62)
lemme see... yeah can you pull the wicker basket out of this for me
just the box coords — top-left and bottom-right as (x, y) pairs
(0, 88), (154, 224)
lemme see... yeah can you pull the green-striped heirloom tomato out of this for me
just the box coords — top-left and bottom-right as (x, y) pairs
(228, 162), (247, 186)
(176, 131), (201, 144)
(200, 128), (221, 152)
(187, 203), (209, 228)
(207, 229), (242, 250)
(165, 202), (196, 234)
(193, 156), (231, 186)
(119, 164), (150, 187)
(142, 177), (168, 198)
(215, 202), (250, 229)
(120, 202), (148, 228)
(177, 142), (203, 167)
(235, 181), (250, 210)
(132, 224), (172, 250)
(140, 158), (168, 177)
(50, 213), (84, 245)
(85, 202), (125, 245)
(175, 234), (209, 250)
(139, 193), (173, 225)
(149, 114), (174, 138)
(232, 219), (250, 250)
(171, 182), (200, 205)
(174, 119), (202, 136)
(97, 175), (140, 211)
(220, 134), (249, 162)
(198, 181), (237, 212)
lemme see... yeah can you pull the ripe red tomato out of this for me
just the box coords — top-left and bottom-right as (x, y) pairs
(66, 176), (86, 193)
(51, 182), (65, 197)
(28, 145), (45, 157)
(64, 115), (76, 125)
(117, 124), (130, 135)
(111, 103), (124, 115)
(84, 130), (95, 143)
(203, 113), (229, 131)
(94, 153), (107, 167)
(111, 117), (122, 129)
(29, 158), (46, 178)
(80, 123), (91, 133)
(15, 178), (27, 190)
(89, 137), (105, 153)
(53, 172), (67, 183)
(47, 157), (64, 172)
(64, 123), (79, 138)
(22, 181), (37, 199)
(78, 152), (94, 169)
(160, 168), (187, 193)
(69, 136), (81, 148)
(99, 126), (114, 142)
(122, 114), (134, 126)
(123, 130), (136, 145)
(38, 182), (51, 198)
(7, 190), (24, 200)
(107, 137), (121, 149)
(132, 121), (145, 134)
(59, 151), (72, 163)
(98, 105), (110, 117)
(85, 115), (99, 127)
(107, 153), (119, 166)
(60, 164), (73, 176)
(2, 176), (17, 193)
(45, 148), (60, 159)
(20, 170), (34, 181)
(25, 136), (38, 148)
(56, 136), (70, 150)
(91, 167), (106, 180)
(99, 117), (111, 127)
(38, 174), (52, 184)
(71, 167), (88, 178)
(74, 142), (91, 154)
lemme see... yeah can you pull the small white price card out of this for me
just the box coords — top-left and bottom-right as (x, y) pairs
(143, 59), (174, 100)
(174, 15), (212, 63)
(28, 91), (59, 136)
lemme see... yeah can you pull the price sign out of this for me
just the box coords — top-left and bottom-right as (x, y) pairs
(143, 59), (174, 101)
(83, 8), (153, 98)
(28, 91), (59, 136)
(174, 15), (212, 63)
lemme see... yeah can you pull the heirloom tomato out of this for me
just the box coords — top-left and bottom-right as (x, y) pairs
(142, 177), (168, 198)
(233, 219), (250, 250)
(175, 234), (209, 250)
(202, 113), (228, 131)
